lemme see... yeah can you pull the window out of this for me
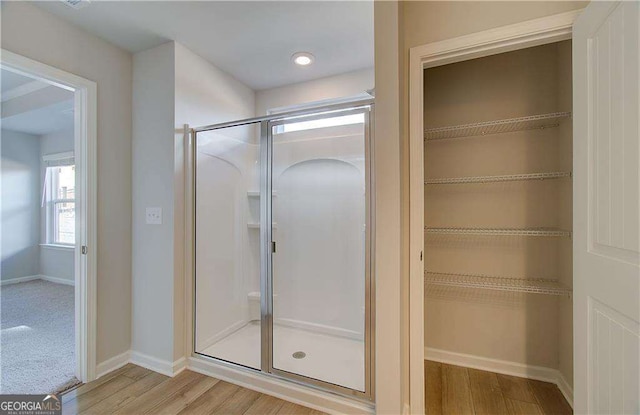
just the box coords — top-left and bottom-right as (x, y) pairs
(273, 112), (365, 134)
(45, 164), (75, 245)
(281, 113), (364, 133)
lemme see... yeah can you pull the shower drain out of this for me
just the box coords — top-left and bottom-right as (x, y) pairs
(292, 351), (306, 359)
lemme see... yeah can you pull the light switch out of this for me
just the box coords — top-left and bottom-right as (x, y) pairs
(146, 207), (162, 225)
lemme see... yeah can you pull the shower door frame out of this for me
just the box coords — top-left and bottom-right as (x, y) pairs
(191, 98), (375, 402)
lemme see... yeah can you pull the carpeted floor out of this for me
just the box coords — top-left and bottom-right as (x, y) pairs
(0, 279), (78, 394)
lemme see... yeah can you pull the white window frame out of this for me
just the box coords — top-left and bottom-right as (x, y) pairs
(44, 161), (76, 246)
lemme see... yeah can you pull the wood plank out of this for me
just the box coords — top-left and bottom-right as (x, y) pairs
(63, 364), (134, 403)
(441, 364), (474, 415)
(113, 370), (204, 414)
(527, 380), (572, 415)
(63, 373), (136, 415)
(243, 394), (286, 415)
(505, 399), (544, 415)
(176, 380), (239, 415)
(211, 386), (261, 414)
(121, 365), (153, 381)
(147, 375), (219, 415)
(79, 372), (167, 415)
(497, 374), (537, 403)
(276, 401), (314, 415)
(468, 368), (508, 415)
(425, 360), (442, 415)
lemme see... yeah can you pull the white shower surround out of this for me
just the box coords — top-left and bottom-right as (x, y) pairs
(195, 122), (366, 387)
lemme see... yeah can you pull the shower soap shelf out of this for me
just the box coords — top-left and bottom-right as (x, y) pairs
(425, 171), (571, 185)
(425, 227), (571, 237)
(425, 271), (571, 297)
(424, 111), (571, 141)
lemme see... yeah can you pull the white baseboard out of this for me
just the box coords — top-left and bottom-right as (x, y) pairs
(40, 274), (75, 286)
(425, 348), (573, 408)
(0, 275), (74, 286)
(94, 350), (187, 380)
(130, 351), (176, 377)
(0, 275), (41, 286)
(188, 356), (373, 415)
(96, 350), (131, 379)
(172, 357), (187, 376)
(556, 371), (574, 409)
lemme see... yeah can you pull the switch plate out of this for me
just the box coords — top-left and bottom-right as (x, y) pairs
(146, 207), (162, 225)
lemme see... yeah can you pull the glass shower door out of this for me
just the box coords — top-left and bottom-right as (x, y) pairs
(194, 122), (262, 370)
(267, 107), (372, 394)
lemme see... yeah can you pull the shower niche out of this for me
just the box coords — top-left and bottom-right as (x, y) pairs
(192, 102), (374, 400)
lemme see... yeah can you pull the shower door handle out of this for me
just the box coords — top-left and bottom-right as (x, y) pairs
(271, 241), (276, 253)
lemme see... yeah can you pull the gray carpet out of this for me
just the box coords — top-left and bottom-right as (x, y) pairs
(0, 280), (77, 394)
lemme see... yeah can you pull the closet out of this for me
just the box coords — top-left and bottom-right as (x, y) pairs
(423, 41), (573, 412)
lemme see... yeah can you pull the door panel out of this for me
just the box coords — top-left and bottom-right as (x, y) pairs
(267, 108), (372, 394)
(573, 2), (640, 413)
(194, 122), (262, 370)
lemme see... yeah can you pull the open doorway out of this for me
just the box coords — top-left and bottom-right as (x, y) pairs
(0, 51), (97, 393)
(1, 68), (78, 394)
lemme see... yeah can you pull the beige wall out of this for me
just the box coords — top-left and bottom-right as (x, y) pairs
(131, 41), (256, 366)
(1, 2), (133, 364)
(374, 1), (406, 412)
(255, 68), (374, 115)
(131, 42), (176, 363)
(403, 1), (588, 49)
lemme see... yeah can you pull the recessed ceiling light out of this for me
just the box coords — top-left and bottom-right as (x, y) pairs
(292, 52), (315, 66)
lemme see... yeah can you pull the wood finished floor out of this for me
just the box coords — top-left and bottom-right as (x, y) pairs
(425, 361), (573, 415)
(62, 361), (572, 415)
(61, 364), (325, 415)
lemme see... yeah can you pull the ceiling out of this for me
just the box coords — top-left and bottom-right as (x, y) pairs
(1, 69), (74, 135)
(34, 1), (374, 91)
(1, 69), (37, 93)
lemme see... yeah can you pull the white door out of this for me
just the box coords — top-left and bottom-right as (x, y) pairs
(573, 2), (640, 413)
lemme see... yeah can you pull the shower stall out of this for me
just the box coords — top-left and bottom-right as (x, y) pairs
(190, 99), (374, 400)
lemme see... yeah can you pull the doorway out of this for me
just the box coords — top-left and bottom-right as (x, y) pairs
(407, 10), (581, 413)
(0, 50), (97, 390)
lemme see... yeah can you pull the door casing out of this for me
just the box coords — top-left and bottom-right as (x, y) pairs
(0, 49), (98, 383)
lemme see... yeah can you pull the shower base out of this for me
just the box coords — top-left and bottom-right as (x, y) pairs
(200, 321), (365, 391)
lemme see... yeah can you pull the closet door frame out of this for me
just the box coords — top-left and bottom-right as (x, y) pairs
(407, 10), (582, 414)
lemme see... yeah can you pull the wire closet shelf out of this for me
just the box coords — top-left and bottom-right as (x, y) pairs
(424, 227), (571, 237)
(425, 271), (571, 297)
(424, 111), (571, 141)
(425, 171), (571, 185)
